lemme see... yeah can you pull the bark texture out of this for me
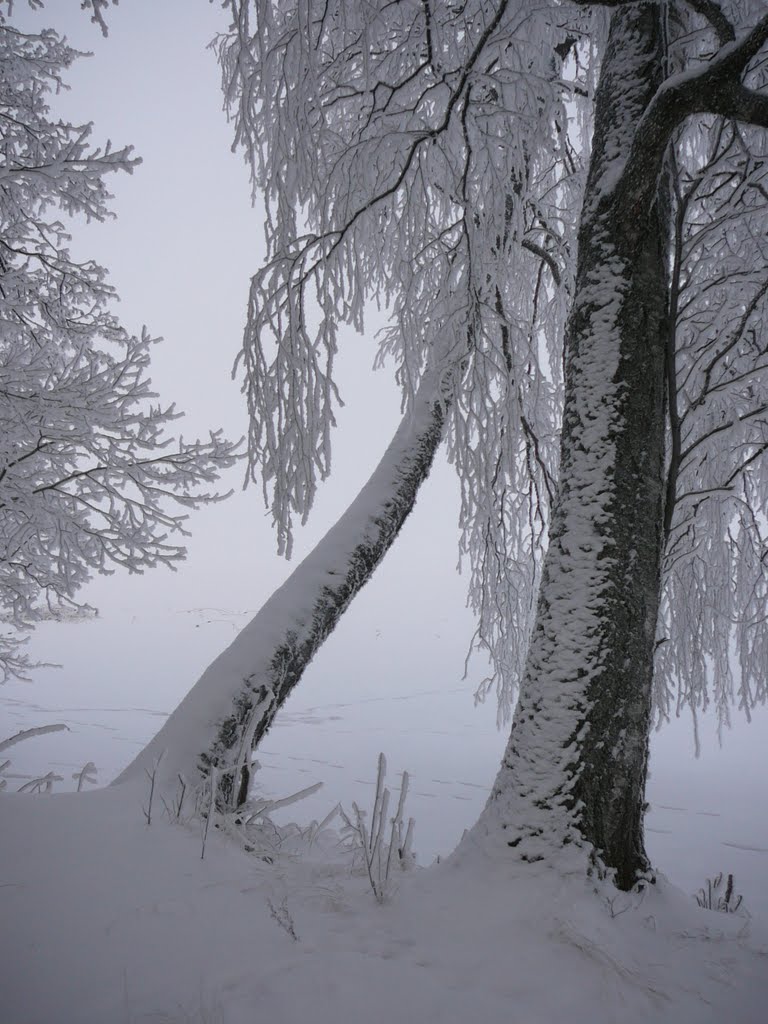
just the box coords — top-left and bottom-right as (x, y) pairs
(114, 367), (449, 809)
(472, 4), (669, 889)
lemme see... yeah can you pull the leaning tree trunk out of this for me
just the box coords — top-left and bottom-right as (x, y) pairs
(114, 364), (450, 808)
(470, 5), (670, 889)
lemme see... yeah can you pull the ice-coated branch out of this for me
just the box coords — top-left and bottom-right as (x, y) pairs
(0, 14), (241, 673)
(72, 761), (97, 791)
(0, 723), (68, 753)
(216, 0), (584, 714)
(656, 105), (768, 729)
(0, 1), (120, 35)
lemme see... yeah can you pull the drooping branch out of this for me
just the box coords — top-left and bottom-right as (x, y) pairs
(663, 155), (686, 543)
(656, 73), (768, 727)
(216, 0), (582, 719)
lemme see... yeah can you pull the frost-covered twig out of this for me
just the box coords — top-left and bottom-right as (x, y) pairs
(160, 774), (188, 823)
(340, 753), (414, 903)
(201, 766), (217, 860)
(696, 872), (745, 915)
(72, 761), (97, 792)
(172, 774), (187, 820)
(266, 896), (300, 942)
(0, 724), (68, 754)
(18, 770), (63, 794)
(142, 753), (163, 826)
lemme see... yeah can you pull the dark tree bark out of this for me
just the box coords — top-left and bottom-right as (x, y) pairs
(472, 0), (768, 889)
(114, 364), (450, 809)
(471, 5), (669, 889)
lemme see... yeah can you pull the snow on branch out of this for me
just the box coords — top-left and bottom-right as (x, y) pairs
(0, 1), (119, 36)
(216, 0), (591, 708)
(0, 15), (242, 674)
(0, 723), (68, 753)
(656, 98), (768, 730)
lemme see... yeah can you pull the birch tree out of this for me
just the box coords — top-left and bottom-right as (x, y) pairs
(0, 6), (240, 678)
(473, 0), (768, 888)
(120, 0), (580, 804)
(127, 0), (768, 890)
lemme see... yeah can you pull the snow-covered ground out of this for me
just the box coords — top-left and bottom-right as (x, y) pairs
(4, 507), (767, 910)
(3, 463), (768, 1023)
(3, 773), (767, 1024)
(2, 512), (768, 1024)
(3, 439), (768, 911)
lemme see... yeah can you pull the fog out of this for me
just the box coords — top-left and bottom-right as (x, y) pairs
(2, 0), (766, 916)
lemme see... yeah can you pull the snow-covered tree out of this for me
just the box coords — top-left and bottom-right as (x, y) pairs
(116, 363), (452, 807)
(0, 6), (240, 679)
(125, 0), (768, 889)
(472, 0), (768, 887)
(120, 0), (581, 805)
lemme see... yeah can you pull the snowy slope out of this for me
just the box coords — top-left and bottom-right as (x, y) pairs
(2, 782), (767, 1024)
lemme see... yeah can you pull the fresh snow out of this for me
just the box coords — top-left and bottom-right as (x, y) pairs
(2, 781), (767, 1024)
(3, 479), (767, 1023)
(2, 595), (767, 1022)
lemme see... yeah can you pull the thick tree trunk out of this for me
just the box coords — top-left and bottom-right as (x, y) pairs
(471, 4), (669, 889)
(114, 366), (449, 808)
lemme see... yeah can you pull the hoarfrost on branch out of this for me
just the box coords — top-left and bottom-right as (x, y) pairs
(217, 0), (768, 730)
(0, 7), (241, 679)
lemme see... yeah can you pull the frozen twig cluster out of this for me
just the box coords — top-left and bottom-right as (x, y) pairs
(148, 758), (329, 865)
(0, 724), (97, 793)
(213, 780), (326, 862)
(696, 872), (745, 915)
(340, 753), (415, 904)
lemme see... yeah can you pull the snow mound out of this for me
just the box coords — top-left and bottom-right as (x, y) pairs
(2, 786), (766, 1024)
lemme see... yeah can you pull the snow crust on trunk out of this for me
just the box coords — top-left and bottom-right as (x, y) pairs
(469, 6), (669, 888)
(114, 367), (448, 802)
